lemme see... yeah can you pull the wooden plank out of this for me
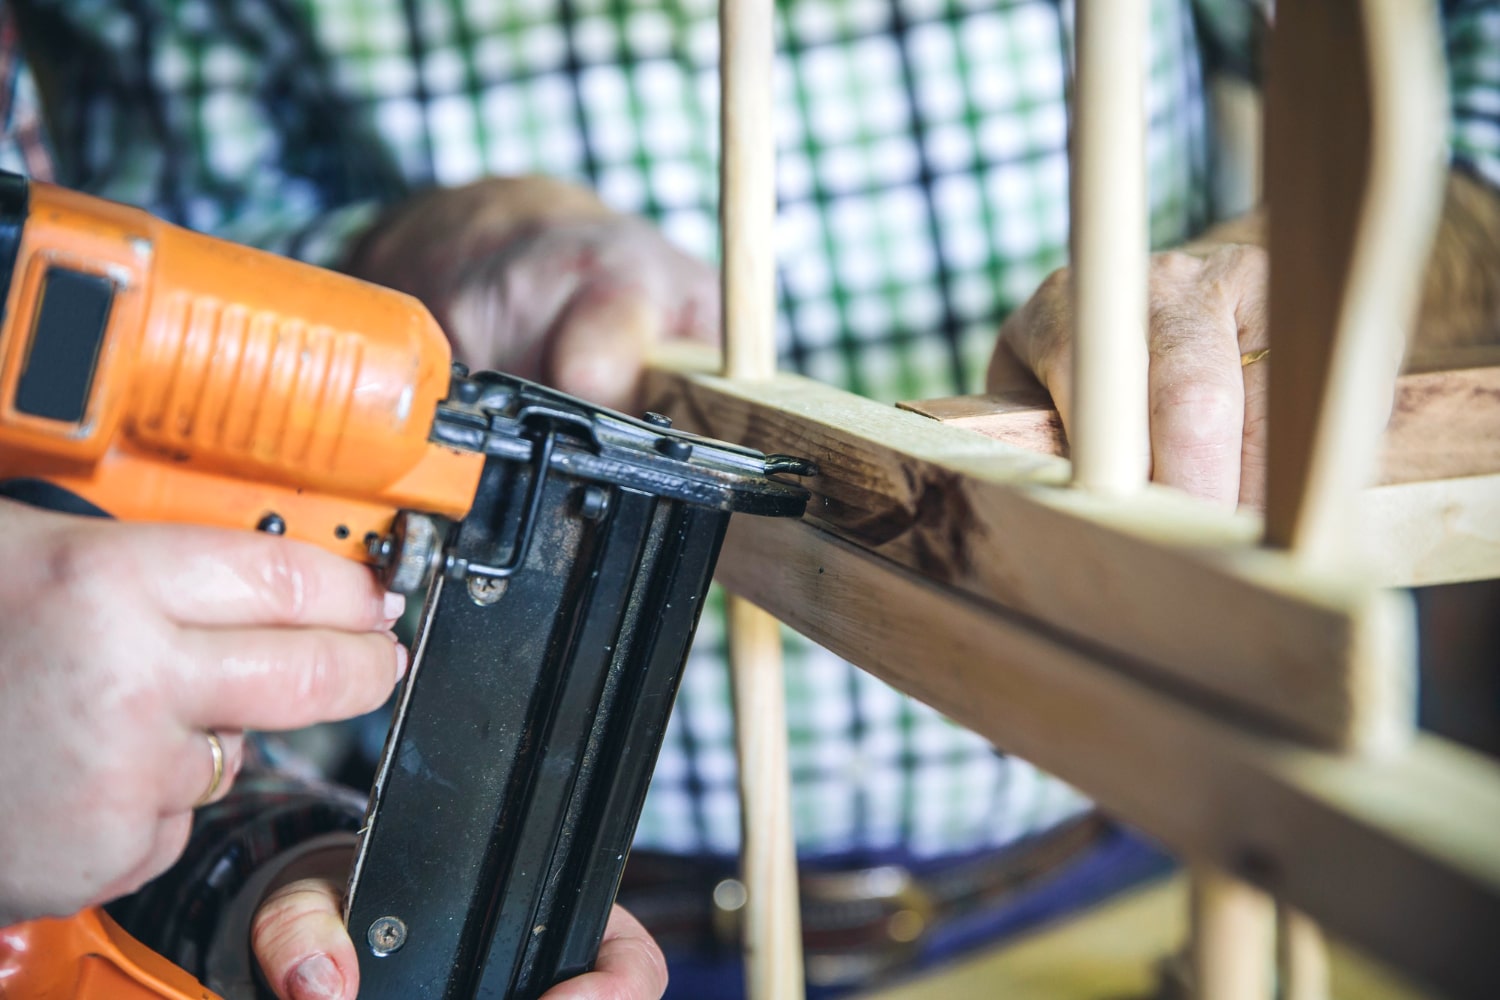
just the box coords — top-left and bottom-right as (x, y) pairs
(1359, 474), (1500, 588)
(1379, 364), (1500, 485)
(714, 513), (1500, 1000)
(900, 388), (1068, 460)
(645, 359), (1412, 752)
(899, 369), (1500, 589)
(900, 358), (1500, 488)
(1261, 1), (1446, 566)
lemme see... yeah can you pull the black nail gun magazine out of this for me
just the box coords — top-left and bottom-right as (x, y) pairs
(345, 372), (812, 998)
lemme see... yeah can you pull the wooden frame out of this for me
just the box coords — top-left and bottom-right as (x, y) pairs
(677, 1), (1499, 998)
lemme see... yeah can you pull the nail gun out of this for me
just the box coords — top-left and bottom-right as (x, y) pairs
(0, 172), (810, 999)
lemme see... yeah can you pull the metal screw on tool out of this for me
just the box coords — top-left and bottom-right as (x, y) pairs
(578, 485), (611, 520)
(643, 411), (673, 427)
(468, 575), (507, 605)
(656, 437), (693, 461)
(256, 512), (286, 535)
(367, 915), (408, 957)
(366, 532), (393, 562)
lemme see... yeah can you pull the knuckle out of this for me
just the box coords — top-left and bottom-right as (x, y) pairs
(45, 531), (128, 601)
(1015, 268), (1072, 340)
(292, 637), (341, 707)
(1147, 286), (1236, 355)
(1036, 266), (1072, 299)
(1176, 242), (1260, 301)
(1024, 270), (1071, 324)
(1216, 241), (1268, 273)
(1151, 249), (1202, 282)
(1152, 378), (1242, 449)
(1210, 244), (1269, 295)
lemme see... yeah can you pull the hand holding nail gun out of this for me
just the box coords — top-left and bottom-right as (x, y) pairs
(0, 173), (808, 1000)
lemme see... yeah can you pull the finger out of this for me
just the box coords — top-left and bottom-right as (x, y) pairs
(125, 527), (401, 631)
(252, 878), (358, 1000)
(670, 276), (721, 346)
(545, 285), (659, 410)
(1031, 337), (1076, 453)
(1146, 303), (1245, 506)
(539, 905), (668, 1000)
(663, 255), (722, 346)
(1239, 353), (1271, 509)
(179, 628), (404, 732)
(448, 245), (573, 379)
(984, 333), (1044, 394)
(166, 727), (246, 812)
(992, 268), (1076, 434)
(1231, 250), (1271, 510)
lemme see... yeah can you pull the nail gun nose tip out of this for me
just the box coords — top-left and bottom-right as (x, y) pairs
(766, 455), (818, 477)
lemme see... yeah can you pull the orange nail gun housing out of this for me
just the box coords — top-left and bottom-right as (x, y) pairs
(0, 172), (481, 1000)
(0, 173), (482, 557)
(0, 908), (218, 999)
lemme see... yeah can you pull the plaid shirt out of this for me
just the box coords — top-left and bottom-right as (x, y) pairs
(5, 0), (1496, 858)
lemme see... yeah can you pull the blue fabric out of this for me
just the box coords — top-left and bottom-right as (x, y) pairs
(660, 825), (1174, 1000)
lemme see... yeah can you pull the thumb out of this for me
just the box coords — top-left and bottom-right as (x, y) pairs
(252, 877), (359, 1000)
(544, 285), (660, 410)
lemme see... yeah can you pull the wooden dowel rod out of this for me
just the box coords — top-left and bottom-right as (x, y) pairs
(720, 1), (804, 997)
(720, 0), (778, 381)
(1277, 903), (1331, 1000)
(1069, 0), (1150, 495)
(726, 596), (804, 999)
(1189, 867), (1274, 1000)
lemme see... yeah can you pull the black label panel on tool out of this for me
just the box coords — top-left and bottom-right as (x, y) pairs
(15, 267), (114, 424)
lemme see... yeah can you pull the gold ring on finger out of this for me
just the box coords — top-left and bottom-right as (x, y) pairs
(195, 730), (226, 808)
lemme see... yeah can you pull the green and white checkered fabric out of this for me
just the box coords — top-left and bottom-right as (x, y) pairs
(8, 0), (1496, 858)
(1449, 0), (1500, 190)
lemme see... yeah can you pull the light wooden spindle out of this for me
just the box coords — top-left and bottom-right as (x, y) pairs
(1278, 904), (1331, 1000)
(1190, 868), (1275, 1000)
(720, 0), (805, 996)
(1252, 0), (1445, 995)
(1262, 0), (1445, 568)
(1069, 0), (1150, 494)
